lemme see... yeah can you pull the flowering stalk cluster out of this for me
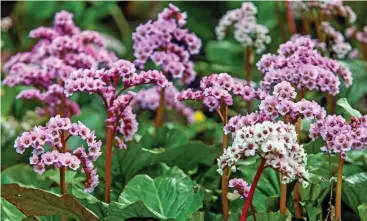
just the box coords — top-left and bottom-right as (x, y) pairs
(310, 115), (367, 158)
(176, 73), (258, 111)
(64, 59), (170, 149)
(3, 11), (117, 117)
(257, 35), (352, 96)
(215, 2), (271, 54)
(64, 58), (169, 202)
(133, 4), (201, 84)
(316, 22), (352, 59)
(290, 1), (356, 24)
(134, 85), (195, 124)
(14, 115), (102, 192)
(218, 120), (308, 185)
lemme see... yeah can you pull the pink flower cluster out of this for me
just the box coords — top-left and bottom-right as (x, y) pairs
(290, 1), (356, 23)
(259, 81), (327, 121)
(3, 10), (117, 117)
(216, 2), (271, 54)
(14, 115), (102, 192)
(257, 35), (352, 95)
(218, 121), (308, 185)
(64, 59), (170, 149)
(310, 115), (367, 158)
(356, 26), (367, 44)
(176, 73), (258, 111)
(16, 84), (80, 117)
(228, 178), (251, 199)
(134, 85), (195, 123)
(133, 4), (201, 84)
(317, 22), (352, 59)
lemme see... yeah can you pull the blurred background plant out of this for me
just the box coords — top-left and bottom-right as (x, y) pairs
(1, 1), (367, 221)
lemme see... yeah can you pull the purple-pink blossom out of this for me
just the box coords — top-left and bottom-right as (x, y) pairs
(14, 115), (101, 192)
(257, 35), (352, 96)
(3, 10), (117, 118)
(176, 73), (258, 112)
(64, 59), (170, 149)
(133, 4), (201, 84)
(310, 115), (367, 158)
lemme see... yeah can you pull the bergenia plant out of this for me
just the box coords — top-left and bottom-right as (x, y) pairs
(14, 115), (102, 193)
(176, 73), (259, 220)
(216, 2), (270, 112)
(3, 10), (117, 118)
(309, 114), (367, 220)
(64, 59), (170, 202)
(224, 81), (326, 217)
(257, 35), (352, 112)
(218, 120), (308, 221)
(133, 4), (201, 127)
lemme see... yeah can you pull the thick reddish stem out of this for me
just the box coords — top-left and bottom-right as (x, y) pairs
(155, 87), (165, 127)
(275, 1), (287, 41)
(335, 155), (344, 220)
(285, 1), (296, 35)
(280, 175), (287, 215)
(104, 111), (114, 203)
(240, 158), (266, 221)
(60, 131), (67, 221)
(294, 183), (302, 218)
(221, 105), (229, 221)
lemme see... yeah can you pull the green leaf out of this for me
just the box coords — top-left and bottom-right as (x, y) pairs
(116, 175), (203, 221)
(304, 205), (323, 221)
(303, 138), (325, 154)
(1, 184), (99, 221)
(1, 198), (26, 221)
(1, 86), (18, 116)
(1, 164), (53, 189)
(246, 211), (287, 221)
(342, 172), (367, 213)
(112, 141), (217, 183)
(186, 211), (204, 221)
(359, 203), (367, 221)
(140, 163), (187, 179)
(339, 60), (367, 105)
(336, 98), (362, 118)
(68, 185), (107, 220)
(105, 201), (172, 221)
(43, 169), (85, 185)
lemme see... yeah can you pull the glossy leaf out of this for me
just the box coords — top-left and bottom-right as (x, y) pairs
(1, 184), (99, 221)
(336, 98), (362, 118)
(116, 175), (203, 221)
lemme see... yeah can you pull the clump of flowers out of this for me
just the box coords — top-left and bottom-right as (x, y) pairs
(64, 59), (170, 149)
(133, 4), (201, 84)
(310, 115), (367, 158)
(257, 35), (352, 95)
(215, 2), (271, 54)
(356, 26), (367, 44)
(176, 73), (258, 111)
(134, 85), (195, 124)
(3, 10), (117, 117)
(14, 115), (102, 192)
(218, 120), (308, 184)
(317, 22), (352, 59)
(290, 1), (356, 23)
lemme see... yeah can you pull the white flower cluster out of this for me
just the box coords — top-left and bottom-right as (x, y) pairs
(217, 121), (308, 185)
(215, 2), (271, 54)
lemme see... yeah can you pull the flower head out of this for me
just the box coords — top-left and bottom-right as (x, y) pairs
(14, 115), (102, 192)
